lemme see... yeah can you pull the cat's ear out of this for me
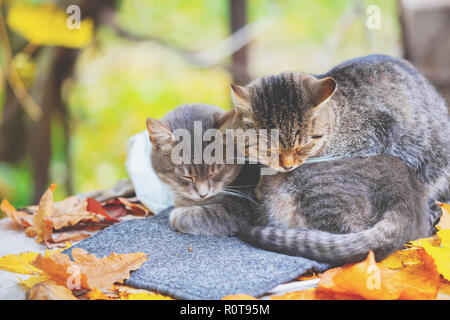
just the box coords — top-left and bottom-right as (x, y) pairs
(146, 118), (176, 150)
(215, 110), (235, 132)
(230, 84), (252, 115)
(312, 77), (336, 107)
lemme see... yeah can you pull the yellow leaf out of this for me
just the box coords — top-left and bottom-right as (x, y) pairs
(417, 229), (450, 281)
(18, 275), (52, 290)
(86, 286), (173, 300)
(0, 251), (42, 275)
(119, 292), (173, 300)
(380, 248), (423, 270)
(7, 4), (93, 48)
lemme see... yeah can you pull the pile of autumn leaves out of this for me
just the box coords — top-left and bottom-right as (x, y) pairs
(0, 184), (449, 300)
(0, 184), (168, 300)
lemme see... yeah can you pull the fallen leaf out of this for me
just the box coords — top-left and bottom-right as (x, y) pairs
(85, 285), (172, 300)
(51, 196), (106, 229)
(16, 185), (111, 247)
(0, 251), (41, 275)
(102, 204), (130, 219)
(25, 184), (56, 244)
(437, 202), (450, 230)
(380, 248), (423, 270)
(119, 292), (173, 300)
(437, 281), (450, 300)
(18, 275), (52, 290)
(87, 198), (120, 222)
(117, 197), (152, 216)
(318, 251), (440, 300)
(32, 248), (148, 291)
(85, 288), (115, 300)
(26, 282), (78, 300)
(414, 229), (450, 281)
(0, 199), (34, 228)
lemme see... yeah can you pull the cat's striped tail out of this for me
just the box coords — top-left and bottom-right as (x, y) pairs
(237, 211), (408, 265)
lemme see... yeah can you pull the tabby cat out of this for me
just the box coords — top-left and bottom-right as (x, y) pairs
(231, 54), (449, 228)
(146, 103), (259, 236)
(239, 155), (432, 264)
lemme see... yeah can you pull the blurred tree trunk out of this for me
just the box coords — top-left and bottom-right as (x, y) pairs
(229, 0), (250, 85)
(398, 0), (450, 109)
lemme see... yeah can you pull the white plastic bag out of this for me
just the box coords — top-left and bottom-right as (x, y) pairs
(125, 130), (174, 213)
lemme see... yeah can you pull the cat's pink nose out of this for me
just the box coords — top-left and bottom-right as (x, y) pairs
(199, 193), (207, 198)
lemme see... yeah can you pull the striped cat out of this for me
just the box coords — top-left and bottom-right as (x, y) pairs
(230, 54), (449, 227)
(239, 155), (432, 264)
(146, 104), (259, 236)
(231, 54), (448, 263)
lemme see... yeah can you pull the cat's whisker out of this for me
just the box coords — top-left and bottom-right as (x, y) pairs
(219, 190), (258, 205)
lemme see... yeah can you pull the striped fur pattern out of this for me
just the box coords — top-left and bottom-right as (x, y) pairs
(231, 54), (450, 228)
(239, 155), (432, 264)
(147, 104), (260, 236)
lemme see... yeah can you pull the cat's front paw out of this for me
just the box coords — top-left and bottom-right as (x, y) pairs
(169, 206), (210, 235)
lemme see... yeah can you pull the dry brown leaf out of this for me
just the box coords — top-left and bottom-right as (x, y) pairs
(26, 282), (78, 300)
(0, 199), (34, 228)
(117, 197), (152, 216)
(25, 184), (56, 244)
(18, 185), (112, 247)
(51, 196), (105, 229)
(32, 248), (147, 291)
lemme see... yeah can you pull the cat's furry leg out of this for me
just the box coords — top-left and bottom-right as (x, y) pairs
(169, 204), (246, 236)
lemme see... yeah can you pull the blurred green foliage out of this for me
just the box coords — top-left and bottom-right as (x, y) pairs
(0, 0), (399, 211)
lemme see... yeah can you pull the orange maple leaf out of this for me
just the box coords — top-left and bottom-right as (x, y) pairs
(317, 251), (440, 300)
(32, 248), (147, 291)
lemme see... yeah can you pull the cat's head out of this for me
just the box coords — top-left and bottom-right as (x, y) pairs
(230, 72), (336, 172)
(146, 104), (241, 202)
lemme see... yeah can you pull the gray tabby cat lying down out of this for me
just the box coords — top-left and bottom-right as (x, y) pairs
(239, 155), (432, 264)
(230, 54), (449, 229)
(146, 103), (260, 236)
(230, 54), (447, 264)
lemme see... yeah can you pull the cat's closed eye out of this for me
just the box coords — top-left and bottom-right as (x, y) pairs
(311, 135), (324, 139)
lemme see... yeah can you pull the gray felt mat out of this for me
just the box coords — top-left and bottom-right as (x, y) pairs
(64, 208), (329, 300)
